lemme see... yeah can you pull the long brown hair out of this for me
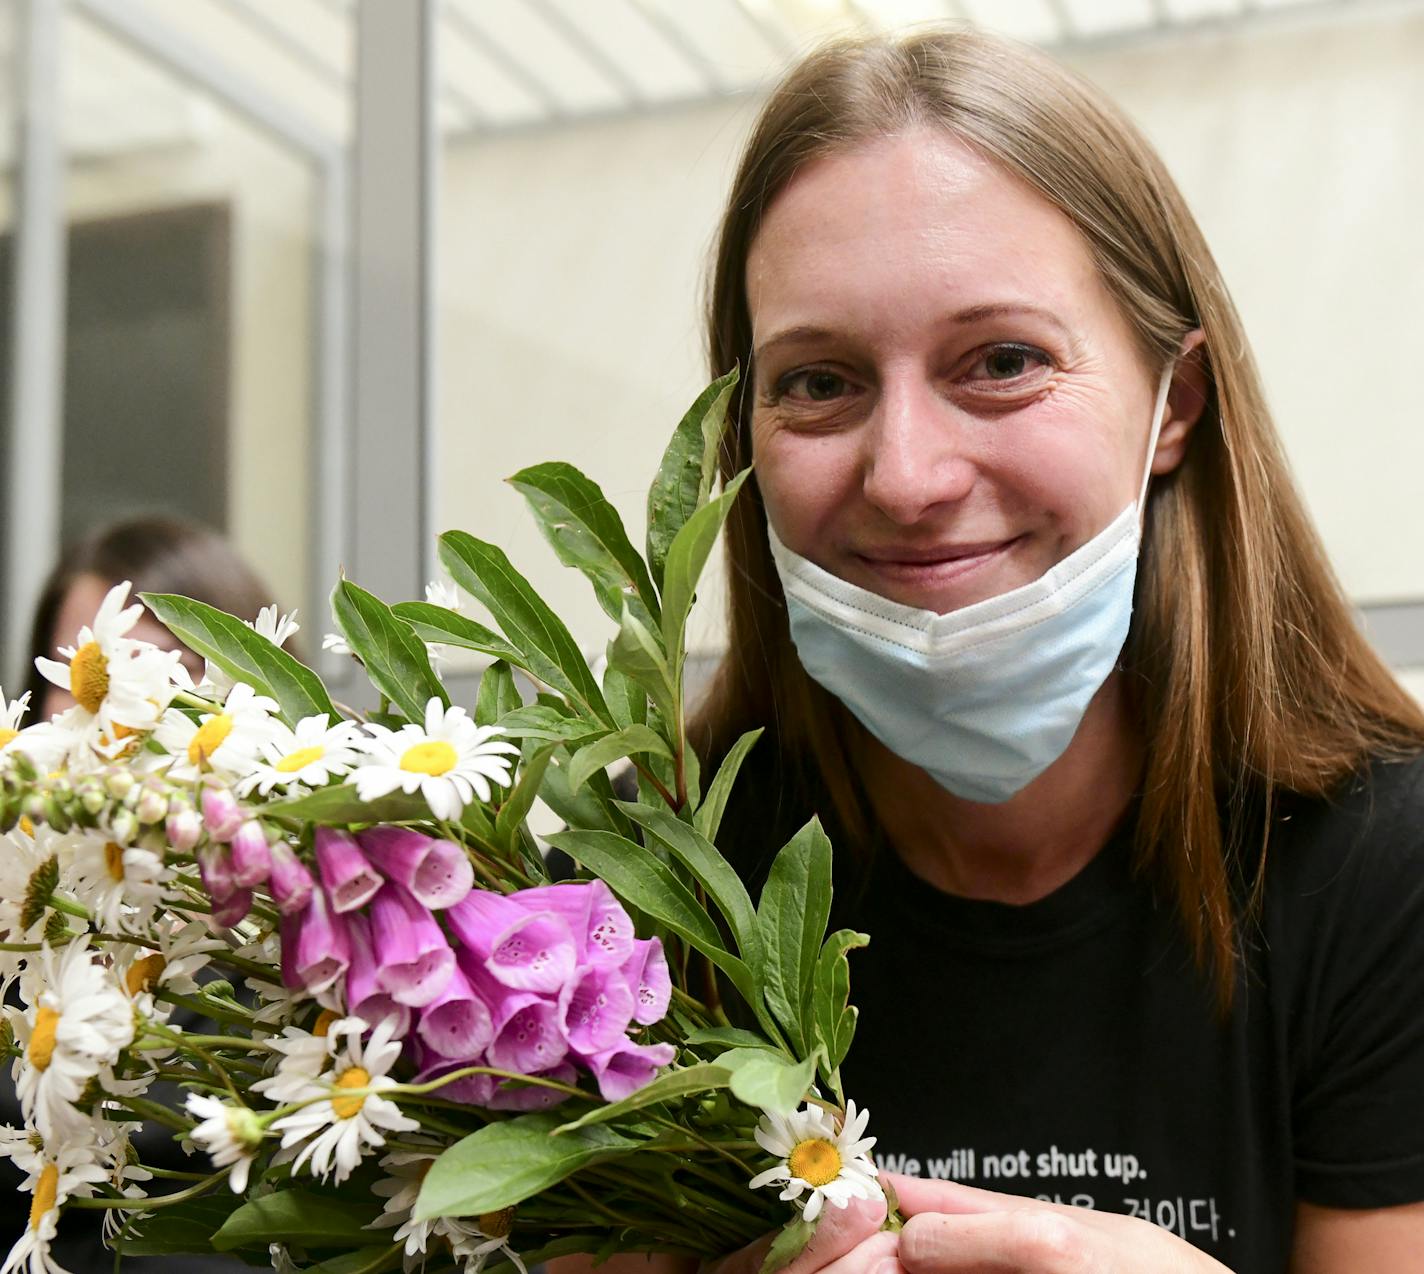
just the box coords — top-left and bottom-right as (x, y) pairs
(694, 29), (1424, 1009)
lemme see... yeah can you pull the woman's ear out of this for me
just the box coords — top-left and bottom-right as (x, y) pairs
(1152, 329), (1210, 475)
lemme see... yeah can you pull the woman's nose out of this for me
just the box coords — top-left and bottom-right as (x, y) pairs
(860, 378), (976, 525)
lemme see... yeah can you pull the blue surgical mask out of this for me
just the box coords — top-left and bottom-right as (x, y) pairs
(766, 369), (1173, 804)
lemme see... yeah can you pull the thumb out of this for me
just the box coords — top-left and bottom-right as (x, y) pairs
(708, 1196), (889, 1274)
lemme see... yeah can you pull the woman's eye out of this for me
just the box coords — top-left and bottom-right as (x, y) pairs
(777, 369), (849, 402)
(968, 344), (1051, 384)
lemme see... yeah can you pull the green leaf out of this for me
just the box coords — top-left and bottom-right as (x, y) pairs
(509, 461), (660, 625)
(758, 818), (834, 1055)
(694, 728), (763, 843)
(715, 1048), (818, 1116)
(814, 929), (868, 1082)
(475, 660), (522, 726)
(660, 469), (750, 677)
(306, 1249), (403, 1274)
(112, 1193), (246, 1255)
(414, 1114), (638, 1220)
(536, 750), (620, 834)
(567, 725), (672, 794)
(617, 801), (761, 971)
(606, 601), (677, 728)
(331, 579), (447, 723)
(390, 600), (528, 671)
(647, 369), (738, 589)
(684, 1025), (779, 1053)
(440, 531), (608, 720)
(494, 703), (609, 746)
(212, 1188), (383, 1252)
(143, 593), (339, 727)
(263, 783), (429, 825)
(553, 1063), (732, 1134)
(602, 663), (647, 729)
(762, 1216), (818, 1274)
(495, 742), (556, 849)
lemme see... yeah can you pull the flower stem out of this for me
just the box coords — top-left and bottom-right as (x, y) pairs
(68, 1168), (227, 1210)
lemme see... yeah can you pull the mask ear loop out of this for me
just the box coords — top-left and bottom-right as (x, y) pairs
(1136, 363), (1177, 524)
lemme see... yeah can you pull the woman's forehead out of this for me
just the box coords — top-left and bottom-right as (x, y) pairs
(745, 128), (1102, 339)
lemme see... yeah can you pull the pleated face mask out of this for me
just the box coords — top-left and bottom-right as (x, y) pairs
(766, 367), (1174, 804)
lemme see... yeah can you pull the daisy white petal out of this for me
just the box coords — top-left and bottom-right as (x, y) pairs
(748, 1101), (883, 1222)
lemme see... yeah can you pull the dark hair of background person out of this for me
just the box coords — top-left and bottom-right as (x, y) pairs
(20, 512), (297, 711)
(690, 28), (1424, 1013)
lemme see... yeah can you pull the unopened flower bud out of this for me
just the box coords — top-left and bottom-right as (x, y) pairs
(197, 844), (236, 901)
(229, 821), (272, 889)
(40, 795), (71, 833)
(200, 785), (243, 842)
(135, 785), (168, 826)
(21, 794), (46, 826)
(78, 780), (107, 817)
(109, 807), (138, 846)
(210, 887), (254, 930)
(268, 841), (314, 915)
(104, 768), (135, 801)
(166, 807), (202, 854)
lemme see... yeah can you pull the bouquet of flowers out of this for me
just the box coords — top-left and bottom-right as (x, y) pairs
(0, 371), (888, 1274)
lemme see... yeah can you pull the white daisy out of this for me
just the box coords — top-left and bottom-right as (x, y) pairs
(321, 632), (353, 657)
(352, 699), (519, 822)
(451, 1210), (528, 1274)
(63, 829), (173, 933)
(33, 581), (182, 752)
(111, 917), (218, 1016)
(1, 1132), (108, 1274)
(185, 1093), (265, 1192)
(367, 1148), (491, 1266)
(0, 716), (74, 775)
(0, 685), (31, 751)
(10, 936), (137, 1140)
(270, 1015), (418, 1184)
(425, 579), (462, 612)
(0, 824), (60, 987)
(235, 714), (367, 798)
(251, 1011), (360, 1104)
(204, 605), (301, 698)
(152, 682), (282, 783)
(748, 1100), (881, 1222)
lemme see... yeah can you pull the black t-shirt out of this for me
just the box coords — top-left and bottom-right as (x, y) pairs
(718, 749), (1424, 1274)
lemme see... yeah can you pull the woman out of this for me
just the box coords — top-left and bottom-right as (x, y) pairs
(685, 26), (1424, 1274)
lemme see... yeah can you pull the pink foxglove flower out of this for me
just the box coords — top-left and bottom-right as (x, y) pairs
(485, 989), (568, 1076)
(314, 828), (383, 913)
(368, 883), (455, 1007)
(211, 887), (254, 930)
(509, 880), (634, 969)
(556, 963), (636, 1055)
(166, 806), (201, 853)
(283, 886), (351, 994)
(268, 841), (315, 915)
(356, 826), (473, 910)
(444, 890), (577, 993)
(621, 938), (671, 1026)
(414, 962), (494, 1061)
(201, 784), (243, 841)
(197, 845), (236, 901)
(229, 821), (272, 888)
(344, 913), (411, 1038)
(488, 1061), (578, 1112)
(584, 1039), (677, 1102)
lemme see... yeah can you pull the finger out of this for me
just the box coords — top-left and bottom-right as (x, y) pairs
(815, 1229), (900, 1274)
(900, 1211), (1090, 1274)
(789, 1195), (891, 1274)
(887, 1174), (1034, 1218)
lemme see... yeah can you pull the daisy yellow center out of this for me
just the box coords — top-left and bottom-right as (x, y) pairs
(313, 1008), (340, 1037)
(478, 1207), (516, 1240)
(29, 1005), (61, 1071)
(104, 841), (126, 882)
(0, 727), (17, 748)
(331, 1066), (371, 1119)
(188, 714), (234, 767)
(30, 1163), (58, 1229)
(787, 1138), (842, 1188)
(125, 953), (167, 997)
(70, 642), (109, 714)
(19, 815), (35, 837)
(276, 745), (325, 774)
(399, 740), (457, 777)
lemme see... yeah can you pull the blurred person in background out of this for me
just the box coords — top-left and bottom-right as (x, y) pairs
(6, 513), (295, 1273)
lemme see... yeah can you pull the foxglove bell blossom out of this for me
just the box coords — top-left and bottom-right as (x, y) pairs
(314, 828), (383, 913)
(268, 841), (314, 915)
(621, 938), (671, 1026)
(414, 962), (494, 1061)
(356, 826), (473, 910)
(556, 963), (636, 1055)
(444, 889), (577, 993)
(343, 914), (412, 1039)
(228, 821), (272, 888)
(200, 785), (243, 842)
(487, 1060), (578, 1112)
(211, 887), (254, 930)
(583, 1040), (677, 1103)
(283, 887), (351, 994)
(485, 990), (569, 1076)
(368, 882), (455, 1007)
(510, 880), (634, 969)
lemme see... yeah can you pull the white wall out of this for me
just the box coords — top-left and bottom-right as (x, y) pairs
(433, 6), (1424, 682)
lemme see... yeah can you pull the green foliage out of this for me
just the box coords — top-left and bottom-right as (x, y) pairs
(331, 579), (448, 723)
(144, 593), (340, 727)
(211, 1188), (384, 1252)
(762, 1216), (819, 1274)
(715, 1049), (818, 1117)
(440, 531), (609, 721)
(606, 601), (678, 730)
(494, 742), (557, 851)
(758, 818), (834, 1056)
(695, 728), (764, 842)
(813, 930), (869, 1096)
(553, 1063), (734, 1134)
(566, 725), (672, 794)
(509, 461), (661, 626)
(415, 1115), (638, 1220)
(392, 600), (528, 670)
(475, 660), (523, 726)
(112, 1193), (247, 1256)
(646, 368), (739, 589)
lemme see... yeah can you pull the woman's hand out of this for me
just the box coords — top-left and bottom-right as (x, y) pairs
(889, 1174), (1232, 1273)
(708, 1195), (900, 1274)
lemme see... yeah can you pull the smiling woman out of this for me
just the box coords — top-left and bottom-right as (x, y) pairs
(671, 25), (1424, 1274)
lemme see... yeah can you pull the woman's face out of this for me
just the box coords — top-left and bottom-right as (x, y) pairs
(747, 128), (1168, 615)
